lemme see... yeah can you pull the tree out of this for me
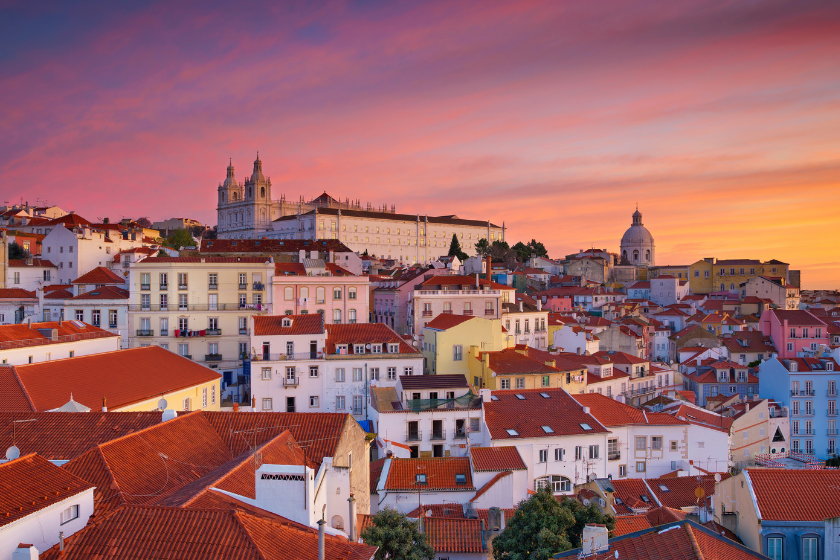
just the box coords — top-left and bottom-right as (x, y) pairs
(527, 239), (548, 259)
(360, 507), (435, 560)
(513, 239), (548, 263)
(8, 242), (28, 259)
(512, 241), (531, 263)
(162, 228), (195, 249)
(135, 217), (152, 228)
(448, 233), (468, 261)
(188, 225), (205, 238)
(203, 225), (218, 240)
(475, 238), (492, 258)
(492, 486), (615, 560)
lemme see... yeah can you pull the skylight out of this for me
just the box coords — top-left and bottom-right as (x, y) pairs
(658, 485), (670, 492)
(542, 426), (554, 433)
(540, 392), (550, 398)
(506, 429), (519, 436)
(455, 474), (467, 484)
(415, 474), (427, 484)
(515, 394), (525, 400)
(640, 495), (650, 502)
(614, 497), (623, 505)
(580, 423), (592, 431)
(491, 396), (499, 401)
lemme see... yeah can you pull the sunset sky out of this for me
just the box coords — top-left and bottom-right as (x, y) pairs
(2, 1), (839, 287)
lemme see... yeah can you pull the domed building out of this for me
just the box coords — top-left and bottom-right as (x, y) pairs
(620, 207), (655, 266)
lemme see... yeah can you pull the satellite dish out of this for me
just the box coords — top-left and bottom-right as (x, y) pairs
(714, 473), (722, 482)
(6, 446), (20, 460)
(366, 344), (371, 349)
(157, 398), (168, 410)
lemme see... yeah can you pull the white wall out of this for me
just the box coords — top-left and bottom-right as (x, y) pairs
(0, 335), (120, 365)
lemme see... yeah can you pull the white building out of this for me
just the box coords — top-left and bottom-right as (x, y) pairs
(501, 298), (549, 350)
(0, 453), (94, 560)
(41, 225), (149, 285)
(0, 288), (38, 325)
(6, 258), (57, 292)
(0, 321), (120, 365)
(370, 374), (482, 459)
(375, 456), (477, 514)
(552, 324), (599, 355)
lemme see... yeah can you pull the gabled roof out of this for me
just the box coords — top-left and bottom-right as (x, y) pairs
(593, 350), (648, 365)
(68, 285), (129, 300)
(0, 288), (37, 299)
(484, 388), (607, 440)
(325, 323), (417, 354)
(7, 258), (56, 268)
(613, 514), (652, 536)
(384, 457), (475, 491)
(8, 346), (219, 412)
(469, 446), (527, 472)
(572, 394), (687, 427)
(0, 320), (117, 348)
(611, 478), (659, 514)
(0, 453), (94, 528)
(646, 474), (729, 510)
(71, 266), (126, 285)
(41, 505), (377, 560)
(746, 469), (840, 521)
(40, 213), (93, 227)
(423, 517), (485, 553)
(424, 313), (476, 330)
(665, 404), (733, 433)
(766, 309), (827, 327)
(253, 314), (324, 336)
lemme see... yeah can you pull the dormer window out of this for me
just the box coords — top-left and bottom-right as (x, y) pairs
(790, 361), (798, 372)
(388, 343), (399, 353)
(827, 362), (834, 371)
(371, 344), (382, 354)
(281, 318), (292, 328)
(354, 344), (365, 354)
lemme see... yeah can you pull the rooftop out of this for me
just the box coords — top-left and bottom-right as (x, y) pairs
(0, 320), (118, 351)
(572, 394), (687, 427)
(747, 469), (840, 521)
(325, 323), (418, 355)
(253, 314), (324, 336)
(71, 266), (126, 285)
(384, 457), (475, 491)
(469, 446), (527, 472)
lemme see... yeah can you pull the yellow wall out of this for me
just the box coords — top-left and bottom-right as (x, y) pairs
(116, 379), (222, 412)
(423, 317), (511, 375)
(467, 347), (587, 393)
(689, 259), (790, 295)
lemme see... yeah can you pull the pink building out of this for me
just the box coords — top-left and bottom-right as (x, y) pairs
(271, 262), (369, 325)
(759, 309), (828, 358)
(371, 268), (449, 335)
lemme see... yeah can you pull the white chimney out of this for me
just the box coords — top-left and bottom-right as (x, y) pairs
(12, 544), (39, 560)
(581, 524), (609, 555)
(519, 301), (523, 313)
(537, 300), (542, 311)
(318, 518), (326, 560)
(102, 397), (107, 413)
(162, 409), (178, 422)
(299, 249), (306, 262)
(348, 493), (357, 541)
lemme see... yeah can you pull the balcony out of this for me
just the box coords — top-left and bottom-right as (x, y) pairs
(109, 323), (118, 329)
(160, 284), (168, 290)
(209, 284), (218, 290)
(430, 429), (447, 441)
(206, 329), (222, 336)
(830, 390), (839, 397)
(422, 310), (433, 317)
(129, 303), (269, 312)
(239, 328), (249, 335)
(141, 284), (150, 291)
(829, 409), (838, 417)
(453, 430), (467, 440)
(283, 377), (299, 387)
(238, 283), (248, 290)
(829, 429), (839, 436)
(160, 330), (169, 337)
(608, 452), (621, 461)
(442, 309), (453, 314)
(178, 284), (188, 290)
(803, 429), (816, 435)
(463, 309), (473, 316)
(254, 352), (325, 362)
(253, 282), (265, 291)
(485, 309), (494, 316)
(136, 329), (154, 337)
(205, 354), (222, 362)
(406, 431), (422, 442)
(791, 390), (816, 397)
(181, 354), (192, 360)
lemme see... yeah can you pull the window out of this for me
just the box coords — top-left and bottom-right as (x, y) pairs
(202, 387), (208, 408)
(500, 379), (510, 389)
(538, 449), (548, 463)
(335, 368), (345, 382)
(636, 461), (646, 473)
(209, 273), (218, 288)
(310, 396), (319, 408)
(589, 445), (599, 459)
(453, 345), (463, 361)
(261, 367), (271, 380)
(619, 465), (627, 477)
(388, 367), (397, 380)
(178, 273), (188, 289)
(766, 537), (783, 560)
(404, 366), (413, 376)
(636, 436), (646, 451)
(183, 398), (191, 411)
(109, 309), (118, 328)
(348, 287), (357, 300)
(608, 439), (619, 460)
(554, 448), (564, 461)
(336, 396), (345, 410)
(309, 366), (319, 378)
(353, 368), (363, 382)
(515, 377), (525, 389)
(333, 309), (341, 324)
(262, 398), (273, 410)
(536, 475), (571, 493)
(60, 504), (80, 524)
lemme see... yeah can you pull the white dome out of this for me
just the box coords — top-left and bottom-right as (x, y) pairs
(619, 207), (655, 265)
(621, 224), (654, 246)
(223, 161), (238, 188)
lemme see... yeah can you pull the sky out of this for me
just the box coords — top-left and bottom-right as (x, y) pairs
(1, 0), (839, 288)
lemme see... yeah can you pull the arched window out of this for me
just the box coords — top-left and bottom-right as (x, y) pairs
(248, 187), (252, 198)
(333, 309), (342, 324)
(261, 187), (265, 198)
(348, 287), (357, 300)
(232, 192), (237, 201)
(316, 287), (325, 304)
(535, 475), (571, 493)
(331, 515), (344, 531)
(720, 284), (726, 291)
(645, 249), (650, 261)
(284, 287), (294, 301)
(260, 209), (266, 223)
(633, 250), (639, 261)
(622, 250), (627, 261)
(730, 283), (735, 291)
(300, 287), (309, 300)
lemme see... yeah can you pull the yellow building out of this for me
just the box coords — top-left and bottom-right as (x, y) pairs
(688, 258), (790, 295)
(467, 346), (587, 393)
(127, 256), (275, 370)
(7, 346), (222, 412)
(422, 314), (511, 375)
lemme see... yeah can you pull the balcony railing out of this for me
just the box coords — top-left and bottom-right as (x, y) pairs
(160, 284), (168, 290)
(803, 429), (816, 435)
(254, 352), (325, 362)
(484, 309), (494, 316)
(141, 284), (150, 291)
(160, 330), (169, 337)
(608, 452), (621, 461)
(206, 329), (222, 336)
(430, 429), (446, 441)
(205, 353), (222, 361)
(829, 409), (838, 417)
(178, 284), (188, 290)
(238, 283), (248, 290)
(253, 282), (265, 291)
(442, 309), (453, 314)
(791, 389), (816, 397)
(239, 328), (249, 335)
(829, 429), (839, 436)
(129, 303), (268, 312)
(209, 284), (218, 290)
(453, 430), (467, 440)
(830, 390), (838, 397)
(283, 377), (299, 386)
(181, 354), (192, 360)
(463, 309), (473, 316)
(422, 310), (433, 317)
(793, 409), (814, 417)
(406, 431), (422, 442)
(136, 329), (154, 337)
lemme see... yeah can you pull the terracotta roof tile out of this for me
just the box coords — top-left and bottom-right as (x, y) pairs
(71, 266), (125, 285)
(7, 258), (56, 268)
(645, 506), (687, 526)
(325, 323), (418, 354)
(140, 256), (271, 264)
(418, 275), (512, 291)
(253, 314), (324, 336)
(11, 346), (219, 411)
(611, 479), (658, 514)
(484, 388), (608, 440)
(746, 469), (840, 521)
(572, 394), (687, 427)
(647, 474), (728, 510)
(0, 288), (36, 299)
(384, 457), (474, 491)
(406, 503), (466, 518)
(68, 285), (129, 300)
(613, 514), (652, 536)
(469, 446), (527, 472)
(767, 309), (827, 327)
(0, 453), (94, 528)
(424, 314), (476, 330)
(423, 517), (485, 553)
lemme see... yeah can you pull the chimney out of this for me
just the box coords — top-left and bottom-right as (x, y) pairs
(581, 524), (609, 556)
(12, 544), (38, 560)
(102, 397), (107, 412)
(519, 301), (523, 313)
(318, 518), (326, 560)
(537, 299), (542, 311)
(348, 493), (357, 541)
(299, 249), (306, 263)
(59, 532), (64, 551)
(329, 250), (334, 263)
(162, 409), (178, 422)
(310, 250), (319, 260)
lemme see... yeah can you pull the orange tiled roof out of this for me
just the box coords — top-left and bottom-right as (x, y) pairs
(469, 446), (527, 472)
(611, 478), (658, 514)
(11, 346), (219, 412)
(71, 266), (125, 285)
(0, 321), (117, 348)
(484, 388), (607, 440)
(68, 285), (129, 300)
(0, 453), (94, 528)
(423, 517), (485, 553)
(384, 457), (474, 491)
(746, 469), (840, 521)
(647, 474), (729, 510)
(253, 314), (324, 336)
(7, 258), (56, 268)
(0, 288), (36, 299)
(613, 514), (652, 536)
(325, 323), (418, 354)
(572, 394), (687, 427)
(424, 313), (476, 330)
(42, 504), (378, 560)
